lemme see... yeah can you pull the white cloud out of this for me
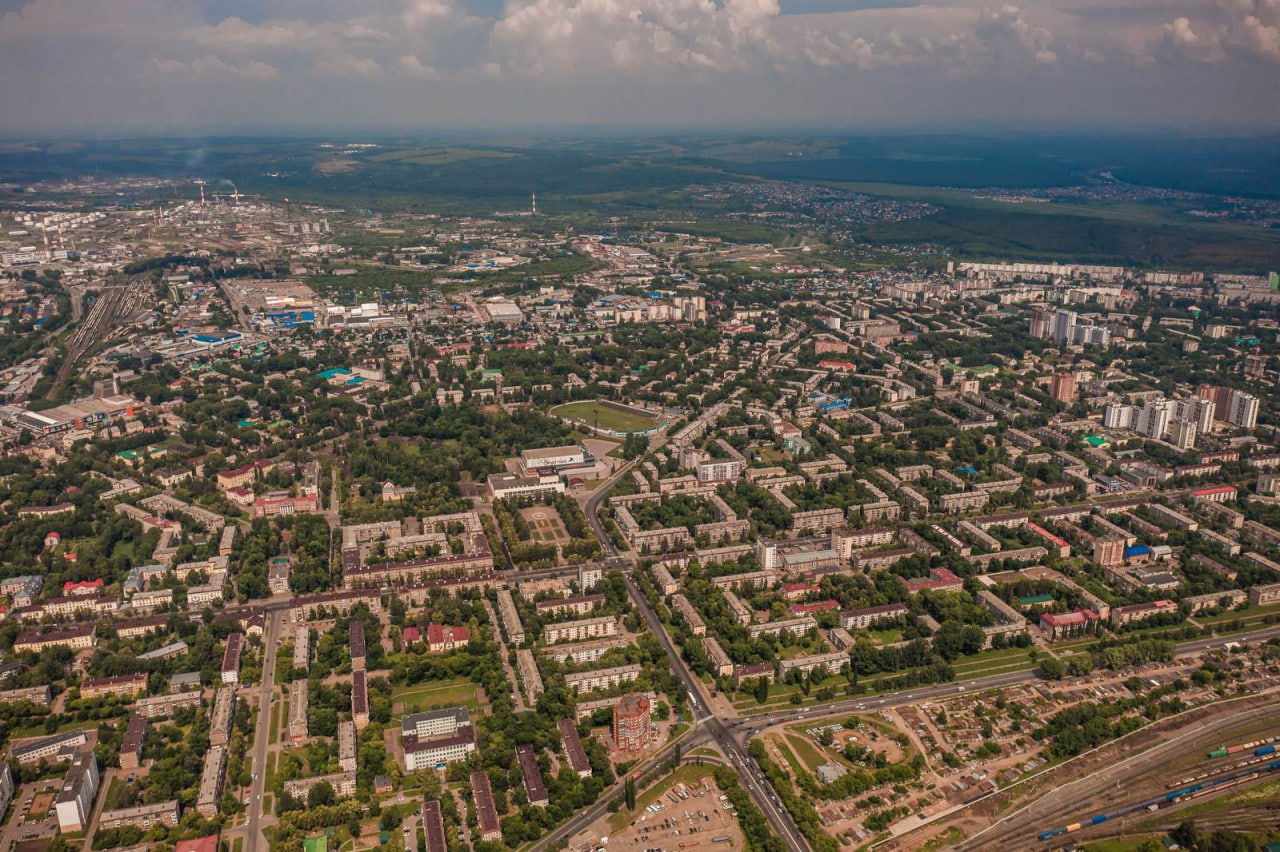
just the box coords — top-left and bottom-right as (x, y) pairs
(2, 0), (1279, 131)
(184, 16), (391, 53)
(1153, 0), (1280, 62)
(485, 0), (1078, 76)
(314, 54), (383, 77)
(489, 0), (781, 75)
(0, 0), (194, 41)
(397, 54), (440, 77)
(153, 54), (281, 80)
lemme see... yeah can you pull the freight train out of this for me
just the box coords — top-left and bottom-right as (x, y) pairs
(1169, 748), (1277, 788)
(1206, 736), (1278, 759)
(1037, 759), (1280, 842)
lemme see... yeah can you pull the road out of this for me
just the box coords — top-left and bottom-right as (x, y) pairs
(575, 456), (1280, 851)
(244, 608), (284, 852)
(579, 457), (811, 852)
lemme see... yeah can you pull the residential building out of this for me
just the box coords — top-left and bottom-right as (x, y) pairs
(558, 719), (592, 778)
(564, 664), (642, 694)
(352, 670), (369, 729)
(612, 693), (651, 752)
(288, 680), (308, 741)
(220, 633), (243, 685)
(543, 616), (618, 644)
(338, 720), (357, 773)
(119, 715), (147, 770)
(98, 800), (181, 831)
(196, 745), (227, 818)
(472, 771), (502, 842)
(54, 753), (99, 832)
(516, 745), (548, 806)
(81, 673), (148, 700)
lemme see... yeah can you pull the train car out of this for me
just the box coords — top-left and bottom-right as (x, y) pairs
(1256, 745), (1275, 757)
(1208, 747), (1229, 759)
(1038, 760), (1280, 843)
(1187, 772), (1261, 800)
(1167, 785), (1203, 802)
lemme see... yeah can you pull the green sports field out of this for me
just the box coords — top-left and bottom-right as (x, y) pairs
(550, 400), (660, 433)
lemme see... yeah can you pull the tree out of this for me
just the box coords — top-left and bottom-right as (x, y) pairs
(624, 777), (636, 811)
(308, 781), (335, 809)
(754, 678), (769, 704)
(1038, 657), (1066, 680)
(1172, 820), (1199, 851)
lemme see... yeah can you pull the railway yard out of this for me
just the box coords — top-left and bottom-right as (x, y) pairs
(945, 694), (1280, 850)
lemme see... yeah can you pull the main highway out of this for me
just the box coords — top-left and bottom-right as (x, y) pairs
(244, 608), (284, 852)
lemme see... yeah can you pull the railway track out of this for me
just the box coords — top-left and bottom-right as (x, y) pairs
(953, 701), (1279, 851)
(48, 277), (145, 399)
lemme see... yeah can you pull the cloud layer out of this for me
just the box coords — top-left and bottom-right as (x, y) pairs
(0, 0), (1277, 131)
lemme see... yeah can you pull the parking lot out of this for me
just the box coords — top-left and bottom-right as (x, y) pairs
(608, 778), (746, 852)
(3, 781), (61, 847)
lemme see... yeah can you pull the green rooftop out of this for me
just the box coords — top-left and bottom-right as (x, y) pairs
(1019, 594), (1055, 606)
(1084, 435), (1107, 447)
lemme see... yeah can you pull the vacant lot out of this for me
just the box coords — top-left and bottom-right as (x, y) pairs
(551, 400), (660, 433)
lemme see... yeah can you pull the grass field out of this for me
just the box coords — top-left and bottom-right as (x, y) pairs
(269, 699), (282, 745)
(551, 400), (660, 433)
(950, 646), (1039, 681)
(1195, 602), (1280, 626)
(392, 678), (481, 715)
(102, 777), (129, 811)
(785, 734), (829, 773)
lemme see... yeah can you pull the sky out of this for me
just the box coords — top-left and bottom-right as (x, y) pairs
(0, 0), (1278, 134)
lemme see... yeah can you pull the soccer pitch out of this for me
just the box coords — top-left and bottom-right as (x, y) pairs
(551, 400), (660, 433)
